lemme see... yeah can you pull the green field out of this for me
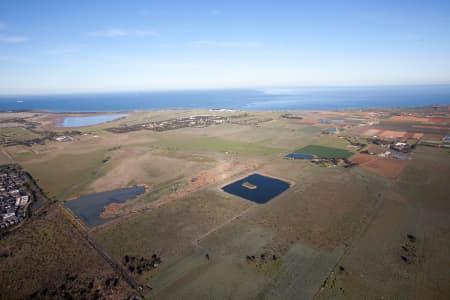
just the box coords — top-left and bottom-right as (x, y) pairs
(158, 136), (284, 156)
(0, 127), (41, 143)
(23, 150), (108, 199)
(298, 126), (322, 133)
(294, 145), (354, 159)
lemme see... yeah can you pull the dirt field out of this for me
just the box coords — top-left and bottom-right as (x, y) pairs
(362, 128), (380, 136)
(350, 153), (379, 165)
(389, 115), (430, 122)
(351, 153), (408, 178)
(404, 132), (424, 139)
(378, 130), (407, 139)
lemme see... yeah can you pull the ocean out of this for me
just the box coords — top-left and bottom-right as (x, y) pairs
(0, 85), (449, 112)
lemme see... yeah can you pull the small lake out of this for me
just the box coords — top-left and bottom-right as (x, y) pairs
(59, 114), (127, 127)
(64, 186), (145, 227)
(285, 153), (314, 159)
(222, 173), (291, 204)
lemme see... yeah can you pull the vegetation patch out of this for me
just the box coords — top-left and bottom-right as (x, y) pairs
(0, 127), (41, 143)
(23, 150), (108, 199)
(159, 136), (283, 156)
(122, 254), (162, 275)
(294, 145), (354, 159)
(299, 126), (322, 133)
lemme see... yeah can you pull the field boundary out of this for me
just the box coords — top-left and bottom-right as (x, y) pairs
(59, 203), (140, 291)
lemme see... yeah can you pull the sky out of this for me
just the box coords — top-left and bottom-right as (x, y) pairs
(0, 0), (450, 94)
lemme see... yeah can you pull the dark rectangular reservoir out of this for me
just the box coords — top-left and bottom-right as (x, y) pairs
(222, 173), (291, 204)
(64, 186), (144, 227)
(285, 153), (314, 159)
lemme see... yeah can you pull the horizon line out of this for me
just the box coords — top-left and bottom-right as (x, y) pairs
(1, 82), (450, 97)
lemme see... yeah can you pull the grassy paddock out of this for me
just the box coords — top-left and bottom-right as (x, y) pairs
(294, 145), (354, 159)
(158, 136), (284, 156)
(298, 126), (322, 133)
(0, 127), (41, 143)
(23, 150), (108, 199)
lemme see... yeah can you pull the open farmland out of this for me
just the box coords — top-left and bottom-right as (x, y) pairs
(294, 145), (354, 159)
(23, 150), (108, 200)
(0, 127), (41, 144)
(0, 107), (449, 300)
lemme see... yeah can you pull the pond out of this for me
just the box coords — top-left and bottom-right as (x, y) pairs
(64, 186), (145, 227)
(59, 114), (127, 127)
(222, 173), (291, 204)
(285, 153), (314, 159)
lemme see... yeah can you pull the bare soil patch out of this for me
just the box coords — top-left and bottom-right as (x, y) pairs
(363, 129), (380, 136)
(350, 153), (378, 165)
(404, 132), (424, 139)
(427, 117), (449, 124)
(352, 153), (407, 178)
(389, 116), (429, 122)
(100, 160), (258, 218)
(361, 157), (407, 178)
(378, 130), (407, 139)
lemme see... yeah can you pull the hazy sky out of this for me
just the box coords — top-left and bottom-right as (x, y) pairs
(1, 0), (450, 94)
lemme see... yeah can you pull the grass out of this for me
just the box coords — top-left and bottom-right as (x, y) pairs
(23, 150), (108, 200)
(158, 136), (284, 156)
(0, 127), (41, 143)
(116, 177), (187, 214)
(93, 189), (250, 283)
(294, 145), (354, 159)
(298, 126), (322, 133)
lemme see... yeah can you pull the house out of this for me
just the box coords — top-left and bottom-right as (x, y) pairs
(55, 136), (73, 142)
(391, 142), (410, 153)
(2, 212), (15, 221)
(19, 195), (29, 206)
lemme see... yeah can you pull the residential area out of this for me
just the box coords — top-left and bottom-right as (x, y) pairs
(0, 165), (32, 229)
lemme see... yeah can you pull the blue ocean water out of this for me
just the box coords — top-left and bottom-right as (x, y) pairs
(1, 85), (449, 112)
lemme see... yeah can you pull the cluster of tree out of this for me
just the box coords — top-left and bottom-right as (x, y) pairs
(122, 254), (161, 275)
(281, 113), (303, 120)
(27, 274), (119, 300)
(246, 253), (277, 263)
(311, 158), (355, 168)
(400, 234), (417, 264)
